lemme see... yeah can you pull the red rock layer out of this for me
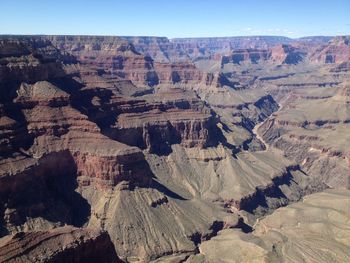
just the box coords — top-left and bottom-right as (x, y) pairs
(221, 49), (271, 65)
(88, 88), (220, 154)
(270, 44), (306, 64)
(309, 36), (350, 64)
(0, 226), (122, 263)
(11, 81), (153, 188)
(46, 35), (232, 88)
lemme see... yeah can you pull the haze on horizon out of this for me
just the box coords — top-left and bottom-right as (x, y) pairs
(1, 0), (349, 38)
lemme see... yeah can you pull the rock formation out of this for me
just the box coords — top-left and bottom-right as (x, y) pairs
(310, 36), (350, 64)
(270, 44), (306, 64)
(0, 34), (350, 262)
(188, 189), (350, 263)
(0, 226), (121, 263)
(221, 49), (271, 65)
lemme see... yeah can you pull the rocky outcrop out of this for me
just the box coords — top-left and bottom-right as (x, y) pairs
(12, 80), (153, 188)
(171, 36), (293, 54)
(310, 36), (350, 64)
(94, 89), (220, 154)
(1, 34), (350, 262)
(153, 62), (203, 84)
(257, 86), (350, 189)
(189, 189), (350, 263)
(46, 35), (160, 86)
(270, 44), (306, 64)
(220, 44), (309, 66)
(144, 36), (292, 64)
(0, 226), (121, 263)
(221, 49), (271, 65)
(47, 35), (233, 88)
(124, 36), (337, 64)
(0, 37), (66, 102)
(122, 36), (190, 62)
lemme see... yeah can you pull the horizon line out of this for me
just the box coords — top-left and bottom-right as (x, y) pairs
(0, 33), (348, 40)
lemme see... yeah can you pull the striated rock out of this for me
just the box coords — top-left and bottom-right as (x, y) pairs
(171, 36), (293, 55)
(0, 226), (121, 263)
(257, 83), (350, 189)
(15, 81), (70, 107)
(97, 88), (220, 154)
(11, 81), (153, 189)
(153, 62), (202, 84)
(46, 35), (160, 86)
(1, 34), (350, 262)
(122, 36), (281, 63)
(122, 36), (190, 63)
(221, 49), (271, 65)
(112, 109), (215, 153)
(330, 61), (350, 72)
(189, 189), (350, 263)
(270, 44), (306, 64)
(310, 36), (350, 64)
(0, 38), (66, 101)
(47, 35), (233, 89)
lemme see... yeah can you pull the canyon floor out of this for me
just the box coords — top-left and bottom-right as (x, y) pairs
(0, 35), (349, 263)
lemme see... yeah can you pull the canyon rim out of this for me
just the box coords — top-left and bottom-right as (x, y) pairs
(1, 1), (350, 262)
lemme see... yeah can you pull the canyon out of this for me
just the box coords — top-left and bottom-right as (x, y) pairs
(0, 34), (349, 262)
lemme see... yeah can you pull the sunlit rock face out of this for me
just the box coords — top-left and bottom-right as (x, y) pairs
(0, 34), (350, 262)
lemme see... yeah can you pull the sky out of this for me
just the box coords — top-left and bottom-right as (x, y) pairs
(0, 0), (349, 38)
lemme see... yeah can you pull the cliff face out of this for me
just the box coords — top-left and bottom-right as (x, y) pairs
(220, 44), (307, 66)
(101, 89), (218, 154)
(270, 44), (307, 64)
(123, 36), (294, 63)
(257, 82), (350, 189)
(0, 226), (121, 263)
(309, 36), (350, 64)
(122, 36), (190, 62)
(0, 38), (65, 102)
(47, 35), (232, 89)
(1, 34), (350, 262)
(0, 36), (235, 261)
(221, 49), (271, 65)
(123, 36), (349, 67)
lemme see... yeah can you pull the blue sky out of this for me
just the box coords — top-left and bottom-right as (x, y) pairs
(1, 0), (349, 38)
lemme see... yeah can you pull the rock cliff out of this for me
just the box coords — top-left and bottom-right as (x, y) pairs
(1, 34), (350, 262)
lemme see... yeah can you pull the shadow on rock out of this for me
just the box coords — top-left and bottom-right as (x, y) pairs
(0, 150), (91, 236)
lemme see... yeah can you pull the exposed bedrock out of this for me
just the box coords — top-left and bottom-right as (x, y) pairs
(0, 226), (122, 263)
(221, 49), (271, 65)
(0, 38), (66, 102)
(109, 110), (218, 154)
(123, 36), (294, 63)
(188, 189), (350, 263)
(0, 151), (90, 236)
(1, 34), (350, 262)
(257, 84), (350, 189)
(310, 36), (350, 64)
(12, 81), (153, 189)
(46, 35), (235, 88)
(270, 44), (306, 64)
(75, 87), (222, 154)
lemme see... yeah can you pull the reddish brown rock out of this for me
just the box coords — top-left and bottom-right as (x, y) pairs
(221, 49), (271, 65)
(310, 36), (350, 64)
(46, 35), (160, 86)
(97, 88), (219, 153)
(11, 80), (153, 189)
(270, 44), (306, 64)
(0, 38), (65, 100)
(0, 226), (122, 263)
(47, 35), (234, 88)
